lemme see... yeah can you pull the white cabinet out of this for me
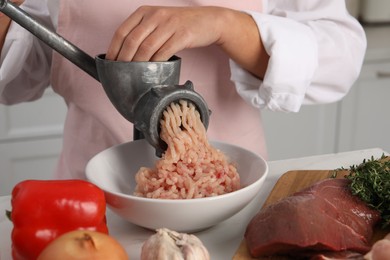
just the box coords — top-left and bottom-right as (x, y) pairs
(337, 61), (390, 154)
(262, 26), (390, 160)
(334, 26), (390, 155)
(261, 103), (339, 160)
(0, 89), (66, 140)
(0, 137), (63, 196)
(0, 88), (67, 195)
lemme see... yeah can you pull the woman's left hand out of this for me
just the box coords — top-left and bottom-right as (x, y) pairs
(106, 5), (269, 79)
(106, 6), (227, 62)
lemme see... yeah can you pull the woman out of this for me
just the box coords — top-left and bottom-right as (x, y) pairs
(0, 0), (366, 179)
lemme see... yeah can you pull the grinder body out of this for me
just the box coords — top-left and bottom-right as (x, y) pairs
(96, 54), (210, 156)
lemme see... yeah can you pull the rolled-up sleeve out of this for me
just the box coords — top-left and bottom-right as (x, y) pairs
(230, 0), (366, 112)
(0, 0), (53, 105)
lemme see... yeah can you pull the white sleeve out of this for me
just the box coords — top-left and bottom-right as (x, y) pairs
(0, 0), (55, 105)
(230, 0), (366, 112)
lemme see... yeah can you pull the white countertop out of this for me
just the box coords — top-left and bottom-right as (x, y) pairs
(0, 148), (388, 260)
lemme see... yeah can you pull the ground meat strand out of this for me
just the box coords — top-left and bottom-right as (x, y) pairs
(134, 100), (240, 199)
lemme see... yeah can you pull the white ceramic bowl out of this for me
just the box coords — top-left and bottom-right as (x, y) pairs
(86, 139), (268, 232)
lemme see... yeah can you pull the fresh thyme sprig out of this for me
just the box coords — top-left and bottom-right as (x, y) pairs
(334, 154), (390, 228)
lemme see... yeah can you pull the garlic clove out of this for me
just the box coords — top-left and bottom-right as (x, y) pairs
(141, 228), (210, 260)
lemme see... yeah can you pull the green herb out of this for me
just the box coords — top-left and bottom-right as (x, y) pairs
(334, 154), (390, 228)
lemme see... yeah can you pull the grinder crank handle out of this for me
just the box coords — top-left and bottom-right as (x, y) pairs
(0, 0), (99, 81)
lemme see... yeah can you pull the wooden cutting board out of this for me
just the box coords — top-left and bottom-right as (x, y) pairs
(233, 170), (390, 260)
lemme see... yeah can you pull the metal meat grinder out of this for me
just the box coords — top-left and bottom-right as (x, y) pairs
(0, 0), (210, 156)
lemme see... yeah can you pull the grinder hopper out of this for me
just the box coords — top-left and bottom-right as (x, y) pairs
(0, 0), (210, 156)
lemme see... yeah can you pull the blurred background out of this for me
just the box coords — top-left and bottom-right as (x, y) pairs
(1, 0), (390, 195)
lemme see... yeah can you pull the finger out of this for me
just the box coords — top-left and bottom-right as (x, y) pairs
(130, 25), (175, 62)
(150, 31), (191, 62)
(115, 22), (159, 61)
(106, 10), (144, 60)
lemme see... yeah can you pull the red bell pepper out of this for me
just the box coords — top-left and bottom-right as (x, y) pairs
(8, 179), (109, 260)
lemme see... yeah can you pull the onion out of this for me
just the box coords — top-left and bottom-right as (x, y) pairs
(37, 230), (128, 260)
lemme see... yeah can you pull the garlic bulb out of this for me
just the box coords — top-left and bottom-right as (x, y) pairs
(141, 228), (210, 260)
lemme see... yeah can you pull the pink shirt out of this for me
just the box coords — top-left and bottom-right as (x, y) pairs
(50, 0), (266, 179)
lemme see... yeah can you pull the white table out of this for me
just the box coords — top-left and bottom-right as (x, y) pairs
(0, 148), (387, 260)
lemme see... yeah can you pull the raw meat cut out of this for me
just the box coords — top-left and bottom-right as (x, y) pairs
(245, 178), (381, 258)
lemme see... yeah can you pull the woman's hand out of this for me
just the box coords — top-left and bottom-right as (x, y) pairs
(106, 6), (269, 79)
(106, 6), (226, 62)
